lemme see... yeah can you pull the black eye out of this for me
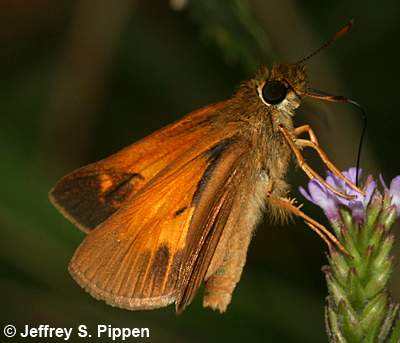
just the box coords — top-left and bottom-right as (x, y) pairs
(261, 80), (288, 105)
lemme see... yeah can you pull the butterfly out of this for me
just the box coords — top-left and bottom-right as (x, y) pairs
(49, 21), (363, 314)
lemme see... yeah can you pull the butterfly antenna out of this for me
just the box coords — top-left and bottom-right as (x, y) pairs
(296, 19), (354, 65)
(300, 88), (367, 186)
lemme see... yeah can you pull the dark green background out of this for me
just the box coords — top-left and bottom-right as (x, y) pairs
(1, 1), (399, 342)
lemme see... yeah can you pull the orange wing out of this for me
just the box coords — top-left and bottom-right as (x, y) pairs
(49, 102), (225, 232)
(68, 135), (251, 312)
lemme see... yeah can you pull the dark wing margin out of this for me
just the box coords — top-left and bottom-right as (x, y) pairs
(49, 169), (145, 232)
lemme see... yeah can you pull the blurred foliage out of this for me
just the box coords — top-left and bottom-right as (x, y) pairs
(1, 1), (400, 342)
(187, 0), (276, 72)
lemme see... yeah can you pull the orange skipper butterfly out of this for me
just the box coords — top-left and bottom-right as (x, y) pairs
(49, 21), (363, 314)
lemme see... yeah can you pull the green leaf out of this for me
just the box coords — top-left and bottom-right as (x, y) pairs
(347, 268), (364, 310)
(379, 206), (397, 231)
(372, 235), (394, 270)
(360, 292), (387, 333)
(339, 300), (362, 342)
(364, 260), (392, 299)
(326, 272), (349, 305)
(387, 313), (400, 343)
(329, 250), (350, 286)
(378, 303), (399, 342)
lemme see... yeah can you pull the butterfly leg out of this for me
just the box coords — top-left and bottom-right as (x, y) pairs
(266, 192), (348, 255)
(278, 124), (359, 200)
(293, 124), (364, 194)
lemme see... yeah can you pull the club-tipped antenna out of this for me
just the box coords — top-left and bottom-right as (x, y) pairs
(300, 88), (367, 186)
(296, 19), (354, 65)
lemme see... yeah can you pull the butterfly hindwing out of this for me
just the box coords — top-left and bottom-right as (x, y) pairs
(176, 143), (248, 312)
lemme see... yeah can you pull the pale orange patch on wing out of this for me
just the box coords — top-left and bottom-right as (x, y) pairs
(98, 174), (114, 192)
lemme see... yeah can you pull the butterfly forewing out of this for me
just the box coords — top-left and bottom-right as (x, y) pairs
(49, 102), (225, 232)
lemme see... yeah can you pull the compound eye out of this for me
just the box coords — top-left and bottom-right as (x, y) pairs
(261, 80), (288, 105)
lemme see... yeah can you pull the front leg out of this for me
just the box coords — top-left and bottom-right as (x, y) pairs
(294, 125), (364, 193)
(278, 124), (363, 199)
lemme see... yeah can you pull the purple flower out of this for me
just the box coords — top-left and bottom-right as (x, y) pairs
(299, 168), (376, 223)
(299, 180), (340, 221)
(380, 175), (400, 215)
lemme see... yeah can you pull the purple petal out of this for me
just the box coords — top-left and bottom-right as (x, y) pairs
(300, 180), (339, 220)
(307, 180), (327, 200)
(389, 176), (400, 193)
(299, 186), (313, 203)
(379, 174), (388, 191)
(389, 176), (400, 215)
(343, 167), (361, 184)
(351, 201), (366, 224)
(326, 174), (344, 192)
(363, 179), (376, 206)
